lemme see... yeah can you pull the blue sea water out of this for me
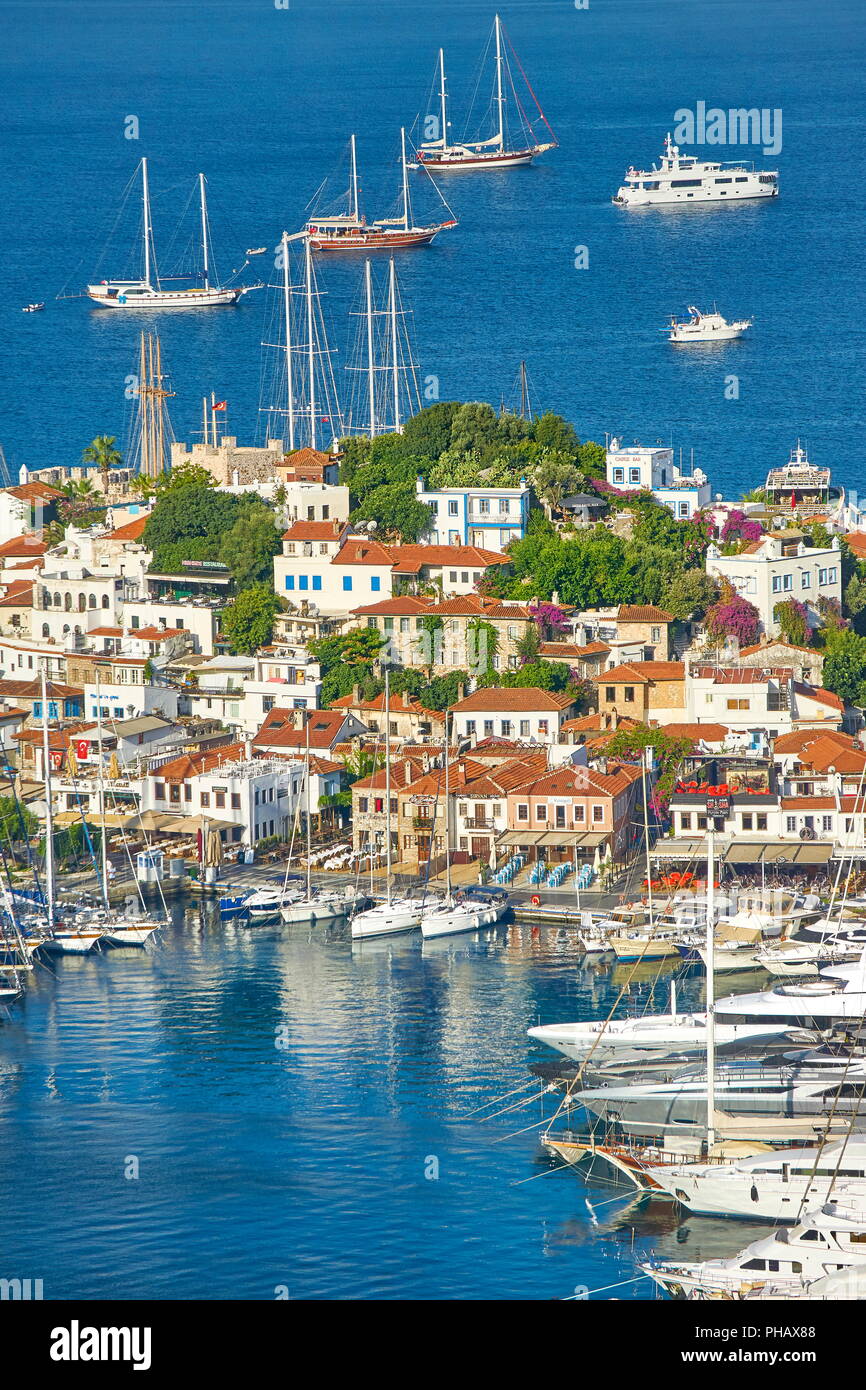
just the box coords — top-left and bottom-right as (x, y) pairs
(0, 0), (863, 1301)
(0, 907), (766, 1301)
(1, 0), (865, 497)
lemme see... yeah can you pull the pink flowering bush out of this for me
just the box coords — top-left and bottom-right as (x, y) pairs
(706, 593), (761, 646)
(529, 601), (569, 636)
(720, 509), (764, 546)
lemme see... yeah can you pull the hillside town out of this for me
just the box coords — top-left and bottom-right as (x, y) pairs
(3, 405), (866, 919)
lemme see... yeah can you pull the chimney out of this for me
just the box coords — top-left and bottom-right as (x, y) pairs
(352, 684), (360, 705)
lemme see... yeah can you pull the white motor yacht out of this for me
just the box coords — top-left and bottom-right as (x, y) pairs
(614, 132), (778, 207)
(645, 1138), (866, 1222)
(528, 1015), (795, 1064)
(642, 1199), (866, 1298)
(667, 306), (752, 342)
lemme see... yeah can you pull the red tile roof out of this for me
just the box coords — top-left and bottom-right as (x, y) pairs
(333, 538), (395, 567)
(661, 722), (729, 742)
(330, 690), (444, 720)
(513, 762), (644, 799)
(594, 661), (685, 684)
(282, 520), (346, 542)
(389, 544), (509, 573)
(351, 596), (434, 618)
(692, 666), (791, 685)
(739, 639), (817, 657)
(453, 687), (575, 713)
(617, 604), (674, 623)
(4, 482), (65, 502)
(794, 682), (844, 711)
(0, 534), (48, 558)
(844, 533), (866, 560)
(108, 516), (149, 541)
(773, 729), (853, 756)
(252, 707), (358, 751)
(0, 579), (33, 606)
(152, 741), (246, 782)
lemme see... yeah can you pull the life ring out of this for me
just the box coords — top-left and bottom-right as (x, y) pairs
(531, 895), (541, 907)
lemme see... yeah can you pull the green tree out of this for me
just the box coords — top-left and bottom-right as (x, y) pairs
(143, 485), (238, 551)
(349, 483), (432, 542)
(221, 585), (283, 654)
(665, 570), (720, 621)
(82, 434), (122, 492)
(219, 504), (282, 590)
(823, 629), (866, 707)
(0, 795), (37, 844)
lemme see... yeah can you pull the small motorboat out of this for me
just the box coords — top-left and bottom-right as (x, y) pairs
(246, 247), (267, 256)
(666, 305), (752, 343)
(22, 302), (45, 313)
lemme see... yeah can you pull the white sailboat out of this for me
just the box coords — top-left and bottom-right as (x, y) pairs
(420, 712), (501, 939)
(280, 712), (354, 926)
(414, 16), (557, 172)
(352, 672), (425, 940)
(36, 669), (103, 955)
(88, 161), (253, 309)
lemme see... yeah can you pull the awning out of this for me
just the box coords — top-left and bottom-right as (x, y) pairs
(761, 842), (793, 863)
(650, 838), (705, 859)
(723, 842), (764, 863)
(792, 842), (833, 864)
(495, 830), (608, 849)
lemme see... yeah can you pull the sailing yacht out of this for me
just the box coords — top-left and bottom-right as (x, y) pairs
(351, 673), (427, 940)
(414, 17), (557, 172)
(527, 1012), (795, 1064)
(88, 161), (253, 309)
(613, 133), (779, 207)
(304, 131), (457, 252)
(419, 712), (504, 940)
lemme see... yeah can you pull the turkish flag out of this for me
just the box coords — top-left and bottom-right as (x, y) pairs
(76, 739), (90, 760)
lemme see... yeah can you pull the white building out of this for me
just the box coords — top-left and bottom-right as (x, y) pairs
(123, 598), (220, 657)
(705, 532), (843, 636)
(686, 665), (844, 745)
(450, 689), (577, 745)
(606, 442), (711, 519)
(415, 476), (531, 548)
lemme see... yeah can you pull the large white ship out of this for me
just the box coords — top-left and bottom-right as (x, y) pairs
(614, 133), (778, 207)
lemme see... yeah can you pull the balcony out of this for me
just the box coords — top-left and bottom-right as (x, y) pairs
(465, 818), (496, 830)
(412, 815), (436, 829)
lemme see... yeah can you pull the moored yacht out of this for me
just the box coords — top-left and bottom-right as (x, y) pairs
(645, 1138), (866, 1222)
(528, 1014), (796, 1064)
(614, 133), (778, 207)
(642, 1199), (866, 1298)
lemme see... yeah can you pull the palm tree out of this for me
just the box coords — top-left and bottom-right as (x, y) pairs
(82, 435), (122, 494)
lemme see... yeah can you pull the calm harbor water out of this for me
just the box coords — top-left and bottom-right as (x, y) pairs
(0, 904), (765, 1300)
(2, 0), (865, 495)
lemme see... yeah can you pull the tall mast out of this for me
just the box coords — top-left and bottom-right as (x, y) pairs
(706, 826), (717, 1150)
(304, 236), (317, 450)
(350, 133), (359, 222)
(444, 710), (451, 900)
(641, 744), (654, 929)
(95, 671), (109, 907)
(519, 360), (529, 419)
(281, 231), (296, 452)
(365, 259), (376, 439)
(141, 158), (152, 289)
(389, 258), (400, 433)
(199, 173), (209, 289)
(202, 396), (209, 447)
(304, 709), (312, 901)
(494, 14), (505, 149)
(40, 666), (55, 932)
(384, 668), (392, 906)
(400, 127), (410, 232)
(438, 48), (448, 149)
(139, 334), (149, 478)
(156, 337), (165, 475)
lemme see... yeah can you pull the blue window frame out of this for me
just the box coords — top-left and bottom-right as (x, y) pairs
(299, 575), (309, 591)
(312, 576), (322, 591)
(33, 700), (42, 718)
(285, 576), (295, 590)
(342, 576), (353, 592)
(371, 576), (381, 592)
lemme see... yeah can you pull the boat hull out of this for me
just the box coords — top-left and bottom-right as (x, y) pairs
(351, 904), (422, 939)
(416, 148), (541, 172)
(87, 283), (244, 309)
(308, 226), (451, 253)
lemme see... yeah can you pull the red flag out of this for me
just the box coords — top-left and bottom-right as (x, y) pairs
(213, 400), (227, 411)
(76, 739), (90, 760)
(791, 491), (796, 511)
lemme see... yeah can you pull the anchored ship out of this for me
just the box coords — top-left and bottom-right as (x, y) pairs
(614, 133), (779, 207)
(87, 159), (256, 309)
(304, 131), (456, 253)
(413, 15), (557, 173)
